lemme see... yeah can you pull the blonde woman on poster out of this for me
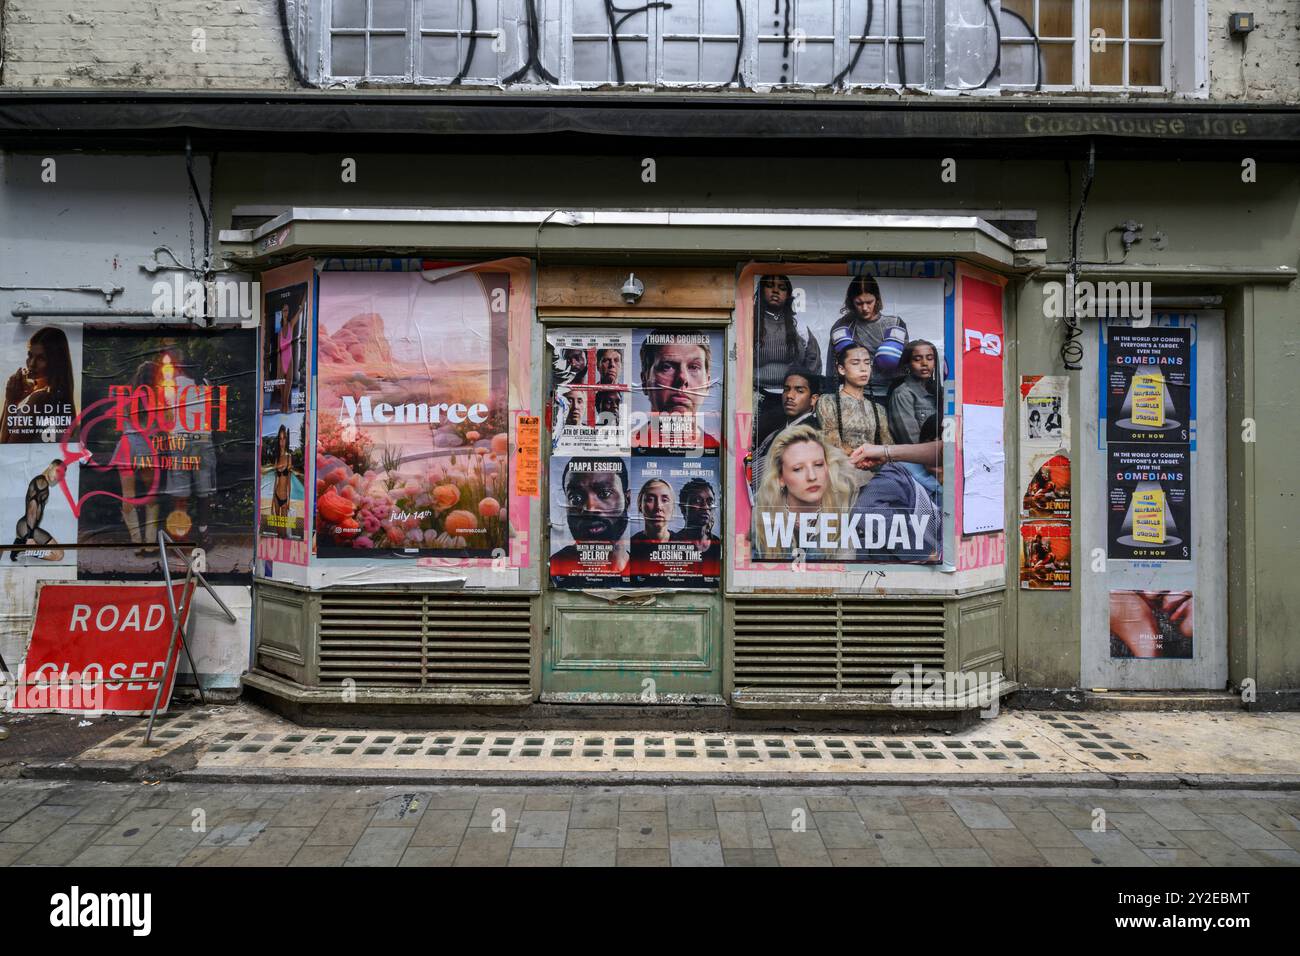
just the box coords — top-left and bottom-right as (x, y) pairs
(752, 424), (857, 561)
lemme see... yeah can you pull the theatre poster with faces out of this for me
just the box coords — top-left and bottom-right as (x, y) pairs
(1102, 321), (1196, 661)
(747, 271), (946, 565)
(548, 329), (723, 590)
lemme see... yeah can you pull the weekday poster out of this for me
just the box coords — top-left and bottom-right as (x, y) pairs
(314, 271), (509, 558)
(75, 329), (257, 581)
(1107, 445), (1192, 561)
(748, 273), (945, 564)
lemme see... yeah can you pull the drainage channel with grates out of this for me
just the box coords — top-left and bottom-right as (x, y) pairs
(77, 710), (1165, 774)
(193, 731), (1044, 764)
(1037, 713), (1150, 762)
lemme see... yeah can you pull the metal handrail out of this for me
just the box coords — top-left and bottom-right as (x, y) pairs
(144, 531), (238, 745)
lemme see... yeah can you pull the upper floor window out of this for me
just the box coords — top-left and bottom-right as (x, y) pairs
(312, 0), (1198, 94)
(1000, 0), (1167, 91)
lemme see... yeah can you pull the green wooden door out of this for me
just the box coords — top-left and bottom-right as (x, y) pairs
(542, 591), (723, 702)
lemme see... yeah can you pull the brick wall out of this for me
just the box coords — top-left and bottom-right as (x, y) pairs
(1209, 0), (1300, 102)
(1, 0), (1297, 102)
(0, 0), (297, 89)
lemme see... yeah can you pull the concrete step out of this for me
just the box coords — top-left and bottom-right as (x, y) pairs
(1082, 690), (1243, 712)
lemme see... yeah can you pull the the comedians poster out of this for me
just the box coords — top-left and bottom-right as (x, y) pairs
(548, 327), (723, 589)
(314, 271), (509, 558)
(1019, 520), (1071, 590)
(749, 273), (945, 564)
(548, 331), (630, 454)
(1105, 328), (1192, 445)
(1107, 446), (1192, 561)
(75, 330), (257, 581)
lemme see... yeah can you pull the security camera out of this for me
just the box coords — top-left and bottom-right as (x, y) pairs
(621, 273), (644, 305)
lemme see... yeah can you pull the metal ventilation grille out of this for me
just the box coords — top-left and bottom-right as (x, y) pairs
(318, 591), (532, 691)
(732, 597), (946, 691)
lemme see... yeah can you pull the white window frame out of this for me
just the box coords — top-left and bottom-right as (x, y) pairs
(999, 0), (1205, 95)
(308, 0), (1207, 95)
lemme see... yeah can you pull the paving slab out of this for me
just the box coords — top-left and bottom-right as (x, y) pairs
(3, 780), (1300, 868)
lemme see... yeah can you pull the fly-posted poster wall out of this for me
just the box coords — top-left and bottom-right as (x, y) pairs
(730, 261), (1005, 594)
(0, 322), (258, 582)
(255, 257), (536, 590)
(1, 317), (258, 705)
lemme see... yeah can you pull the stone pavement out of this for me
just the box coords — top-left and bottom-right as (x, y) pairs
(2, 780), (1298, 867)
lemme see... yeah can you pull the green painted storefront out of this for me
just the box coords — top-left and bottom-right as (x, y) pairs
(220, 140), (1300, 716)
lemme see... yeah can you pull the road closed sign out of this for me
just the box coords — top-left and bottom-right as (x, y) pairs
(4, 582), (191, 715)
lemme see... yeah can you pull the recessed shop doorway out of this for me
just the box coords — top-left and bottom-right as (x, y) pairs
(540, 323), (725, 703)
(1079, 313), (1227, 689)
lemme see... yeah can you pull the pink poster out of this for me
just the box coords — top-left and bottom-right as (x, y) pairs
(314, 271), (510, 559)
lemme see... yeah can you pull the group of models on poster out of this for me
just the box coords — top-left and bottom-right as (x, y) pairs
(749, 274), (944, 564)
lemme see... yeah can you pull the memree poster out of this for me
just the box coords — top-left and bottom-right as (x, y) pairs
(314, 270), (509, 559)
